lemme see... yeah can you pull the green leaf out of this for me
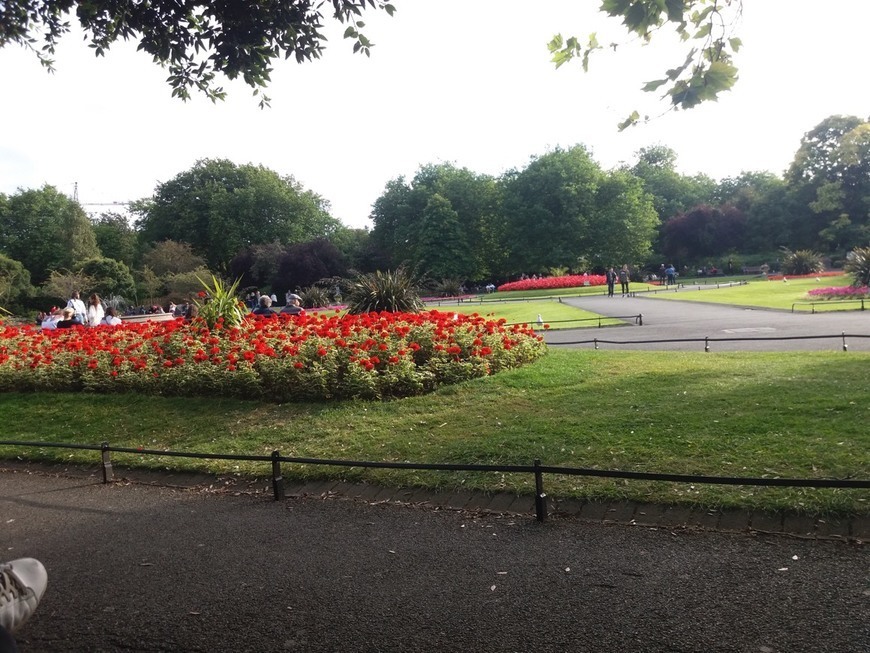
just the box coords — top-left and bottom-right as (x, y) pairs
(728, 37), (742, 52)
(547, 34), (564, 52)
(618, 110), (641, 131)
(641, 78), (669, 92)
(665, 0), (685, 22)
(343, 26), (356, 38)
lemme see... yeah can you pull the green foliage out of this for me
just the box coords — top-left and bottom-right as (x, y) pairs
(370, 163), (503, 281)
(0, 254), (32, 309)
(141, 240), (207, 277)
(40, 269), (95, 305)
(163, 267), (214, 302)
(77, 257), (136, 300)
(845, 247), (870, 287)
(345, 268), (424, 315)
(135, 159), (340, 270)
(2, 0), (396, 106)
(779, 248), (824, 276)
(92, 212), (137, 265)
(0, 185), (99, 284)
(194, 275), (247, 328)
(548, 266), (569, 278)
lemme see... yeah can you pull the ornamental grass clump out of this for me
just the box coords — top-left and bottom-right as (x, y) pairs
(345, 268), (424, 314)
(0, 310), (546, 401)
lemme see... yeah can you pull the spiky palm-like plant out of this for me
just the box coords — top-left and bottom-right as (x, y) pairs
(346, 268), (424, 315)
(780, 248), (824, 275)
(845, 247), (870, 287)
(194, 275), (247, 328)
(299, 285), (330, 309)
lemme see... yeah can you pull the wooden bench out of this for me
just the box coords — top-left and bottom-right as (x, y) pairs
(742, 266), (768, 275)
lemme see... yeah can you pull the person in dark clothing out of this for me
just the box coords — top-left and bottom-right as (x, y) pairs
(251, 295), (276, 318)
(605, 267), (617, 297)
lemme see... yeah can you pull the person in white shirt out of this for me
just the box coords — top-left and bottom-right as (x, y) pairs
(101, 307), (123, 326)
(66, 291), (87, 323)
(86, 293), (105, 327)
(40, 309), (63, 329)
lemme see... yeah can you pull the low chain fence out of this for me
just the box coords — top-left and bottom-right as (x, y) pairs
(548, 332), (870, 351)
(1, 440), (867, 523)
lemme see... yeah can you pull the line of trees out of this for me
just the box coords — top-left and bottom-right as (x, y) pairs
(1, 114), (867, 314)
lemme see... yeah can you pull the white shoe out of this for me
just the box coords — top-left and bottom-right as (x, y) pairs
(0, 558), (48, 633)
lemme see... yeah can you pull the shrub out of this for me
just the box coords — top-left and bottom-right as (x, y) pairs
(346, 268), (424, 315)
(845, 247), (870, 287)
(780, 248), (824, 275)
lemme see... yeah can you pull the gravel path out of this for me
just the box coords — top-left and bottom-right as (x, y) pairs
(3, 470), (868, 653)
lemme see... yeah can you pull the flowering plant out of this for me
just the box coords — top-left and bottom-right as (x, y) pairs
(498, 275), (607, 292)
(0, 310), (546, 401)
(807, 285), (870, 300)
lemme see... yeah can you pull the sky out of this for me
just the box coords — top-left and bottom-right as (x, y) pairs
(1, 0), (868, 230)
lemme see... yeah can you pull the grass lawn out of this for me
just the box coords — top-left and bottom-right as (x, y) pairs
(654, 275), (861, 312)
(2, 349), (867, 515)
(443, 300), (623, 329)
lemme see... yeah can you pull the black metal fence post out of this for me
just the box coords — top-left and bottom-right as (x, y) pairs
(704, 337), (710, 352)
(101, 441), (113, 484)
(534, 459), (547, 522)
(271, 450), (284, 500)
(842, 332), (848, 352)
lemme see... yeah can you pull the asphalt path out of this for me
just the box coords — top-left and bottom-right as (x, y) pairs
(2, 470), (868, 653)
(543, 286), (870, 351)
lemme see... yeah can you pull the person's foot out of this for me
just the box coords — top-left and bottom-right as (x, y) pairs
(0, 559), (48, 633)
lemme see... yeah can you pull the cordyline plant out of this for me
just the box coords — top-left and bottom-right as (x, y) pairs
(194, 275), (247, 328)
(845, 247), (870, 287)
(346, 268), (424, 315)
(0, 310), (547, 402)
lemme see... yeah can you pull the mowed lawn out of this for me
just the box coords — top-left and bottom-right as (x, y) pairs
(653, 275), (862, 311)
(1, 349), (867, 515)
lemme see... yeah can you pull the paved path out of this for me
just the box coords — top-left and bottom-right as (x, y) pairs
(3, 468), (868, 653)
(543, 286), (870, 351)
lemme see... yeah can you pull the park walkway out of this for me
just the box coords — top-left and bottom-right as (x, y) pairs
(545, 285), (870, 351)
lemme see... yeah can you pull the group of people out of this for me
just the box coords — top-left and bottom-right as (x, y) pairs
(605, 265), (632, 297)
(38, 291), (122, 329)
(251, 293), (304, 318)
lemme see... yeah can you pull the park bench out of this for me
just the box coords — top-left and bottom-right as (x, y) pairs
(742, 266), (768, 275)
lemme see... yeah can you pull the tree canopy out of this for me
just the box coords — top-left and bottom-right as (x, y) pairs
(1, 0), (396, 105)
(133, 159), (340, 270)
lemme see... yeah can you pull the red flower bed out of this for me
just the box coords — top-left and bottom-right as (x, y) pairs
(498, 275), (607, 292)
(0, 311), (546, 401)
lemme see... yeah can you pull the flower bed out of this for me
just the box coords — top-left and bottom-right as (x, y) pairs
(0, 311), (546, 401)
(807, 285), (870, 300)
(498, 274), (606, 292)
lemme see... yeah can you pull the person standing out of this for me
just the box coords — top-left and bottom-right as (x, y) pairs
(619, 265), (630, 297)
(66, 291), (87, 324)
(605, 267), (617, 297)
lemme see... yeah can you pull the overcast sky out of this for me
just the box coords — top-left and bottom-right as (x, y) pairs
(1, 0), (867, 229)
